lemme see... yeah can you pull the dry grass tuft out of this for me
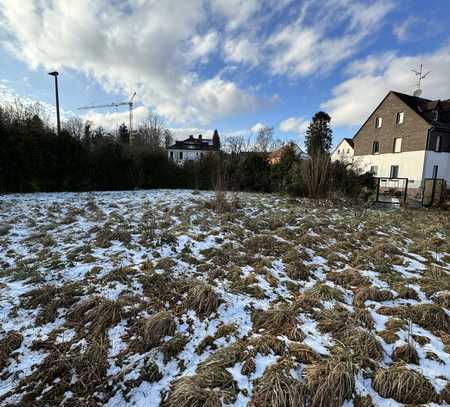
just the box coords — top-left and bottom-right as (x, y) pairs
(341, 328), (383, 361)
(135, 311), (176, 352)
(433, 291), (450, 308)
(67, 297), (124, 337)
(0, 331), (23, 370)
(161, 334), (188, 363)
(405, 303), (450, 332)
(352, 287), (393, 308)
(288, 342), (320, 364)
(247, 335), (286, 356)
(391, 343), (419, 364)
(252, 303), (303, 341)
(250, 359), (306, 407)
(304, 352), (357, 407)
(373, 363), (436, 404)
(163, 377), (221, 407)
(183, 281), (221, 317)
(306, 282), (344, 302)
(328, 269), (369, 288)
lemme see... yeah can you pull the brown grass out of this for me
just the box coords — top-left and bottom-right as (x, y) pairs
(304, 352), (357, 407)
(0, 331), (23, 370)
(306, 282), (344, 302)
(373, 363), (436, 404)
(252, 302), (303, 341)
(352, 287), (393, 308)
(134, 311), (176, 352)
(328, 269), (369, 288)
(183, 281), (221, 317)
(250, 359), (306, 407)
(288, 342), (320, 364)
(341, 328), (384, 361)
(163, 377), (221, 407)
(391, 343), (419, 364)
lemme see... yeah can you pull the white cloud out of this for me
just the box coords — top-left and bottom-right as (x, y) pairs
(279, 117), (309, 134)
(266, 0), (395, 77)
(189, 31), (219, 62)
(0, 0), (259, 126)
(251, 122), (265, 133)
(81, 106), (148, 131)
(321, 47), (450, 127)
(224, 37), (260, 66)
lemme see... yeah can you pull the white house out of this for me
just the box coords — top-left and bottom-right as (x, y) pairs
(351, 91), (450, 188)
(168, 131), (221, 165)
(331, 138), (354, 163)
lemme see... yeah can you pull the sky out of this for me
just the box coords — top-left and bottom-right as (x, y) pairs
(1, 0), (450, 148)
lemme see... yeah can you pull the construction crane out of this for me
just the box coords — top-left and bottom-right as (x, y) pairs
(78, 92), (137, 143)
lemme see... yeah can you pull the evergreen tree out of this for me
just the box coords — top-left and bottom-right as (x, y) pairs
(118, 123), (130, 144)
(305, 111), (333, 156)
(212, 129), (220, 149)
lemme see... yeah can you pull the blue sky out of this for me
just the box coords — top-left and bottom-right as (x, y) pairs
(1, 0), (450, 147)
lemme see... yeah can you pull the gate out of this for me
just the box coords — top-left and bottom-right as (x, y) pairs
(374, 177), (409, 205)
(422, 178), (446, 207)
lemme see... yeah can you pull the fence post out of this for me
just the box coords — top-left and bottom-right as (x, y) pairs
(375, 178), (380, 203)
(404, 179), (409, 204)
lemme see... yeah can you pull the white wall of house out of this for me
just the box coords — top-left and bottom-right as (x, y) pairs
(168, 149), (206, 165)
(331, 140), (354, 163)
(423, 151), (450, 183)
(354, 150), (426, 187)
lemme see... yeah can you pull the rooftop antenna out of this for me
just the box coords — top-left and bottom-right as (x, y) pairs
(411, 59), (430, 97)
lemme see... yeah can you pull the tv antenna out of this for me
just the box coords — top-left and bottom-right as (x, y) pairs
(411, 60), (430, 97)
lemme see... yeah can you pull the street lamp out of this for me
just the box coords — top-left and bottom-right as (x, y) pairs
(48, 71), (61, 135)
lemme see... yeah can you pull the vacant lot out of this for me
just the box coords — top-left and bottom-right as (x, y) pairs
(0, 190), (449, 406)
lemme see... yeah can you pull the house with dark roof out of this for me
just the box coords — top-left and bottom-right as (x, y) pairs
(268, 142), (306, 165)
(351, 90), (450, 186)
(331, 138), (354, 163)
(167, 130), (221, 165)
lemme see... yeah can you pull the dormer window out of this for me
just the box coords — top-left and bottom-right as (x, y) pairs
(375, 117), (382, 128)
(396, 112), (404, 124)
(434, 110), (439, 121)
(435, 135), (441, 152)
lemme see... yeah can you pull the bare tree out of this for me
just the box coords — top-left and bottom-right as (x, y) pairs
(253, 126), (281, 153)
(136, 112), (166, 149)
(63, 117), (84, 140)
(163, 128), (174, 149)
(226, 134), (247, 154)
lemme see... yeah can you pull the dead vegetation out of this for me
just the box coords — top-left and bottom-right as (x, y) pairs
(373, 363), (437, 404)
(250, 359), (306, 406)
(0, 331), (23, 371)
(134, 311), (176, 352)
(183, 280), (221, 317)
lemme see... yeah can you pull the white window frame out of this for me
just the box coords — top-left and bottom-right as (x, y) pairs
(393, 137), (402, 153)
(396, 112), (404, 124)
(432, 165), (438, 179)
(370, 165), (378, 175)
(375, 117), (382, 128)
(372, 141), (380, 154)
(390, 165), (399, 178)
(435, 135), (441, 152)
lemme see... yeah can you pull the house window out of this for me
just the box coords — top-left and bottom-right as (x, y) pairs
(375, 117), (382, 128)
(372, 141), (380, 154)
(169, 151), (173, 159)
(396, 112), (404, 124)
(338, 149), (340, 154)
(432, 165), (438, 179)
(370, 166), (378, 175)
(179, 151), (183, 160)
(390, 165), (399, 178)
(393, 137), (402, 153)
(435, 135), (441, 152)
(434, 110), (439, 121)
(347, 148), (350, 154)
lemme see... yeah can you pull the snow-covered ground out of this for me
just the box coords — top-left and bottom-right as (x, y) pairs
(0, 190), (448, 406)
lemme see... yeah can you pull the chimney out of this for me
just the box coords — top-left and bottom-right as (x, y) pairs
(189, 135), (194, 140)
(198, 134), (202, 141)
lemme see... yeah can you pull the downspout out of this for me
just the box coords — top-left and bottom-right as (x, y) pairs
(421, 127), (434, 184)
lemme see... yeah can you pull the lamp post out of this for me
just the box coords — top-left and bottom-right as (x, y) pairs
(48, 71), (61, 135)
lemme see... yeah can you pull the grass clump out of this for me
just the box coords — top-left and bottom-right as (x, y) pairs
(391, 343), (419, 364)
(183, 281), (221, 317)
(373, 363), (436, 404)
(328, 269), (369, 288)
(252, 303), (303, 341)
(405, 303), (450, 332)
(304, 352), (357, 407)
(67, 297), (124, 337)
(352, 287), (393, 308)
(135, 311), (176, 352)
(250, 359), (306, 407)
(0, 331), (23, 370)
(341, 328), (383, 361)
(164, 377), (221, 407)
(306, 282), (344, 302)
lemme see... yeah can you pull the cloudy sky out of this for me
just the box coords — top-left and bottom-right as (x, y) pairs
(1, 0), (450, 146)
